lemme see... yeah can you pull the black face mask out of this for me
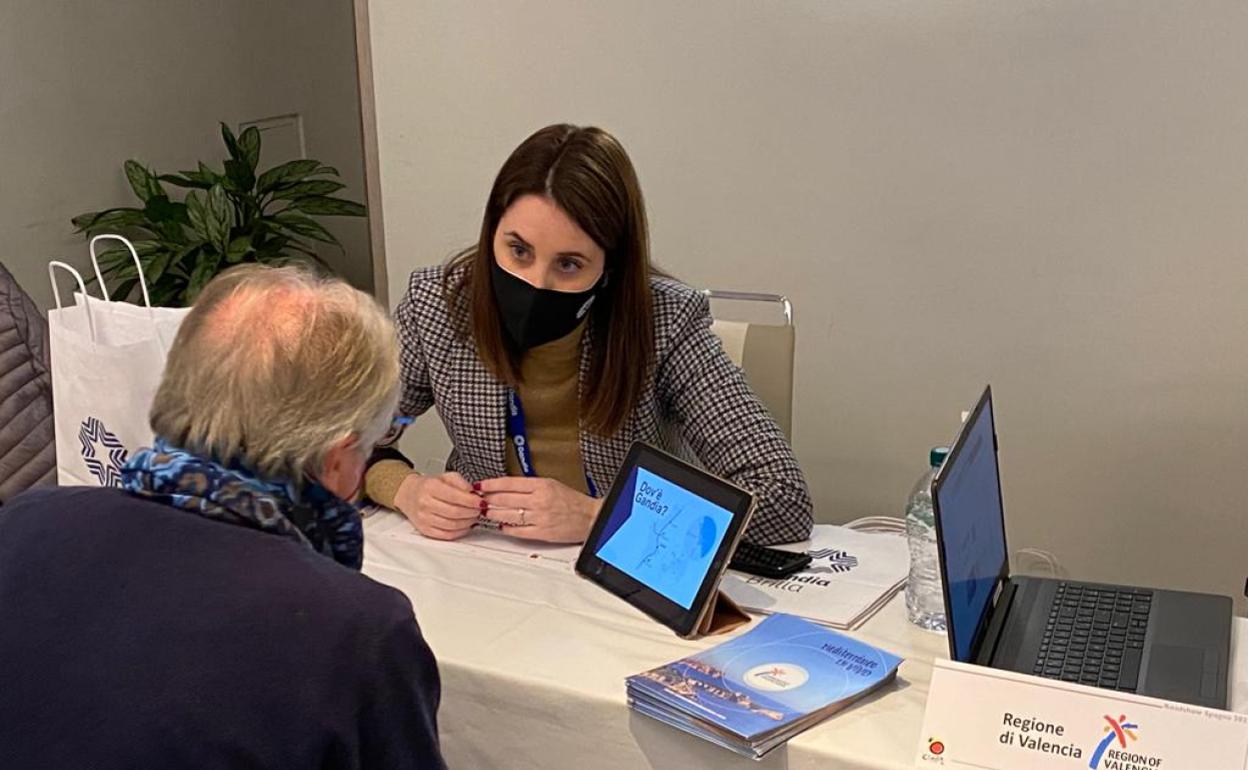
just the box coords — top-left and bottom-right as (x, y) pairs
(490, 260), (604, 350)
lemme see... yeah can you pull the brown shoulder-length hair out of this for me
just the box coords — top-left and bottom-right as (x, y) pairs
(443, 124), (655, 438)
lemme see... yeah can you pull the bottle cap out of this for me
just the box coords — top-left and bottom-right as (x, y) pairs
(930, 446), (950, 468)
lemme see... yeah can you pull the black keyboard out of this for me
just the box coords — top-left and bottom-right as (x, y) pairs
(1033, 582), (1153, 691)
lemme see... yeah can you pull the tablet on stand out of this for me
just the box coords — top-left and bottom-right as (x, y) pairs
(575, 442), (755, 639)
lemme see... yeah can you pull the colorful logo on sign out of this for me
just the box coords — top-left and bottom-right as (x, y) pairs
(1089, 714), (1139, 769)
(79, 417), (128, 487)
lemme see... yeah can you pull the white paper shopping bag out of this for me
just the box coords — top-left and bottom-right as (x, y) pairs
(47, 236), (190, 487)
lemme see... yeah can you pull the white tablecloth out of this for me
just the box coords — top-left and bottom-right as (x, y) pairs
(362, 512), (1247, 770)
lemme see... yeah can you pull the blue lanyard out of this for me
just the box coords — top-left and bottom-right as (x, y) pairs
(505, 388), (599, 498)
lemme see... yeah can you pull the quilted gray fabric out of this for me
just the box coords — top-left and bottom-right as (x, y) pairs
(0, 262), (55, 501)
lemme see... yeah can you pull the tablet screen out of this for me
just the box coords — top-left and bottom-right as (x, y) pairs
(594, 466), (735, 609)
(576, 443), (755, 636)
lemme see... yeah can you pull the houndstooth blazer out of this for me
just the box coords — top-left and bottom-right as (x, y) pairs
(381, 265), (813, 545)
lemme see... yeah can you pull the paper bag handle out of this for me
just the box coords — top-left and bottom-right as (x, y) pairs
(89, 234), (154, 310)
(48, 260), (96, 342)
(88, 233), (173, 353)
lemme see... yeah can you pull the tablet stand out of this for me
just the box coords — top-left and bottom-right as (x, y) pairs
(692, 590), (751, 637)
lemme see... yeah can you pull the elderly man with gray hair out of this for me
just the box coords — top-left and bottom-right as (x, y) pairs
(0, 265), (446, 769)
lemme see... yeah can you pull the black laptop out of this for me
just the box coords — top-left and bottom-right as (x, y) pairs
(931, 385), (1231, 708)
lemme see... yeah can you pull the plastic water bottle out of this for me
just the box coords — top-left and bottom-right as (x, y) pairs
(905, 446), (950, 631)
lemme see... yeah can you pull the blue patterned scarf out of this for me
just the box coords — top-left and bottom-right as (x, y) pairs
(121, 438), (364, 569)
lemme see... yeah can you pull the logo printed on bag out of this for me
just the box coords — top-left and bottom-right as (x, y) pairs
(806, 547), (860, 574)
(79, 417), (129, 487)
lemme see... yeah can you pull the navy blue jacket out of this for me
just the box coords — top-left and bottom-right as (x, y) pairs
(0, 486), (445, 769)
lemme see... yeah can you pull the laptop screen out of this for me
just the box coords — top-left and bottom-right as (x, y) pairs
(932, 387), (1010, 662)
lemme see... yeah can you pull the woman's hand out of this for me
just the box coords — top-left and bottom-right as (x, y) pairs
(478, 477), (602, 543)
(394, 471), (483, 541)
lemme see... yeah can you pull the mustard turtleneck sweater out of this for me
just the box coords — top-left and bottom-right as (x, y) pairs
(365, 321), (588, 507)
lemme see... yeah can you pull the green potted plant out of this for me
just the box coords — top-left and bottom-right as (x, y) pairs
(72, 122), (365, 306)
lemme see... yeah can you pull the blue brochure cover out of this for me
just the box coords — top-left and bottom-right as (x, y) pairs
(626, 613), (902, 743)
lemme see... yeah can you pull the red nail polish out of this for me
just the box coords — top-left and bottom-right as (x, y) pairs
(479, 500), (488, 511)
(472, 482), (482, 493)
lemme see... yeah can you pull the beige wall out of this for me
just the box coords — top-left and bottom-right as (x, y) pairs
(0, 0), (370, 310)
(365, 1), (1248, 608)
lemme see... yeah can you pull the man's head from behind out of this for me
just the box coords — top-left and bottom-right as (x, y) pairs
(150, 264), (399, 500)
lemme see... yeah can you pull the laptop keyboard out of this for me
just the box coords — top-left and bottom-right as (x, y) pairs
(1033, 582), (1152, 691)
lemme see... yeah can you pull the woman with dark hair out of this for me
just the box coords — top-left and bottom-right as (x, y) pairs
(366, 124), (812, 545)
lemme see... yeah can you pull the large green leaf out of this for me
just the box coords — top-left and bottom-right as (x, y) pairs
(166, 163), (222, 191)
(93, 242), (165, 296)
(220, 122), (241, 162)
(142, 249), (171, 284)
(78, 226), (192, 305)
(103, 259), (140, 284)
(153, 219), (190, 245)
(205, 184), (234, 253)
(238, 126), (261, 172)
(256, 159), (323, 194)
(186, 189), (211, 241)
(158, 173), (213, 190)
(165, 243), (200, 277)
(110, 278), (140, 303)
(286, 195), (366, 217)
(70, 211), (101, 231)
(150, 280), (185, 307)
(186, 251), (223, 301)
(269, 180), (346, 201)
(252, 232), (290, 262)
(71, 207), (148, 234)
(146, 242), (200, 289)
(225, 235), (254, 264)
(196, 161), (223, 185)
(223, 159), (256, 195)
(271, 211), (339, 246)
(144, 196), (190, 225)
(93, 248), (135, 277)
(124, 160), (164, 202)
(187, 184), (233, 252)
(96, 240), (161, 268)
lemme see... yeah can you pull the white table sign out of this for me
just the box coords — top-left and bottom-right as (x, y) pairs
(916, 659), (1248, 769)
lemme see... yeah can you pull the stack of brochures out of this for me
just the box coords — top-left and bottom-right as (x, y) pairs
(626, 614), (903, 758)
